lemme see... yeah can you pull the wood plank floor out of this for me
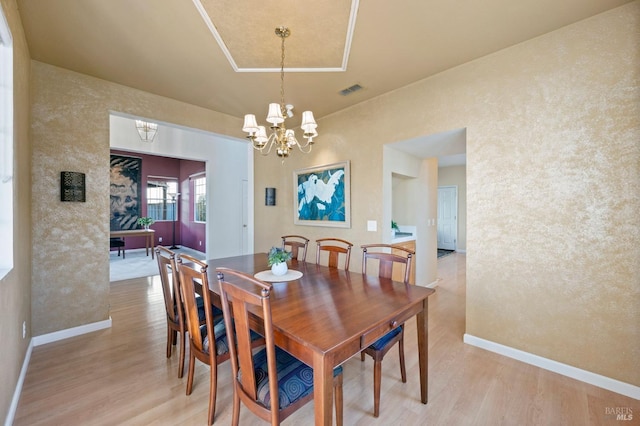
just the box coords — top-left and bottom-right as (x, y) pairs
(14, 253), (637, 425)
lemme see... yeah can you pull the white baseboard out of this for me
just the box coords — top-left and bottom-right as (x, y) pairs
(5, 318), (113, 426)
(32, 317), (112, 347)
(464, 334), (640, 400)
(4, 339), (33, 426)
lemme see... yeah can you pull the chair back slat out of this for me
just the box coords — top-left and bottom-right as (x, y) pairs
(281, 235), (309, 262)
(361, 244), (414, 284)
(316, 238), (353, 270)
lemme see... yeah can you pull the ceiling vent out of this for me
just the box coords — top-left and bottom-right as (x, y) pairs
(339, 84), (363, 96)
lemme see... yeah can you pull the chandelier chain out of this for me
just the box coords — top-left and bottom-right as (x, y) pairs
(280, 32), (286, 115)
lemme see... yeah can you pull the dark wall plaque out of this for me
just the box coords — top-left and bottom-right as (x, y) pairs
(265, 187), (276, 206)
(60, 171), (86, 202)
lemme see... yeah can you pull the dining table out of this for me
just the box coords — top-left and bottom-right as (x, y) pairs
(201, 253), (436, 426)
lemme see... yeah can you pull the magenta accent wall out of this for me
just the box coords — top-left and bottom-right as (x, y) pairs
(110, 150), (205, 252)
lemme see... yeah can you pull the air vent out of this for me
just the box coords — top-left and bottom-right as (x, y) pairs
(339, 84), (363, 96)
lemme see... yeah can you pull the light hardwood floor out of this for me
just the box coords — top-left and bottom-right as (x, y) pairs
(14, 253), (637, 425)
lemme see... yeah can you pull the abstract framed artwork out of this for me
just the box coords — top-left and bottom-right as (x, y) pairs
(110, 154), (142, 231)
(60, 171), (86, 202)
(293, 160), (351, 228)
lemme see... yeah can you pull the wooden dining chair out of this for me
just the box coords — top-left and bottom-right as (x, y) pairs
(316, 237), (353, 270)
(281, 235), (309, 262)
(360, 243), (414, 417)
(216, 267), (343, 426)
(156, 246), (218, 378)
(177, 254), (262, 425)
(155, 246), (189, 378)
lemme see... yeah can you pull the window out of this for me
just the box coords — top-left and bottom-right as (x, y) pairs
(146, 178), (178, 221)
(194, 176), (206, 222)
(0, 4), (13, 278)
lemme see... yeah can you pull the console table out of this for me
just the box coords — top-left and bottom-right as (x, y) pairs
(109, 229), (155, 259)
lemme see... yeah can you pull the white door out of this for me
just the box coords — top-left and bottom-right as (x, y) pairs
(437, 186), (457, 250)
(241, 179), (248, 254)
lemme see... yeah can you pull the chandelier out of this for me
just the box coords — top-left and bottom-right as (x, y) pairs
(135, 120), (158, 142)
(242, 26), (318, 159)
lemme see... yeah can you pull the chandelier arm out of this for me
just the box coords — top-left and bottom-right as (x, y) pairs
(296, 140), (314, 153)
(257, 133), (279, 156)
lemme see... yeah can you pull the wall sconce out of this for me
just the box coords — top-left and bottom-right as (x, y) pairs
(265, 188), (276, 206)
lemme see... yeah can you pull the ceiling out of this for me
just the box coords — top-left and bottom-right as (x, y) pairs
(16, 0), (631, 163)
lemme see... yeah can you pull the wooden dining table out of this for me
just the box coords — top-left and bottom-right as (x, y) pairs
(201, 253), (435, 426)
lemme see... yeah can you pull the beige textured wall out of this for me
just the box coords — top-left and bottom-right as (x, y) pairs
(255, 3), (640, 384)
(464, 4), (639, 385)
(30, 62), (242, 335)
(0, 0), (32, 418)
(438, 166), (467, 251)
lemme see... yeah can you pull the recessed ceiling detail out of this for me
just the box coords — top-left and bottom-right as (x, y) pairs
(192, 0), (360, 72)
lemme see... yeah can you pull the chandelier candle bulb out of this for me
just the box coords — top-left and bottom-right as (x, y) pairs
(242, 114), (258, 134)
(301, 111), (317, 131)
(255, 126), (268, 146)
(267, 103), (284, 125)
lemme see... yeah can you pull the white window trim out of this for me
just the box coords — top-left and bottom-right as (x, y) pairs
(0, 4), (14, 279)
(193, 176), (206, 223)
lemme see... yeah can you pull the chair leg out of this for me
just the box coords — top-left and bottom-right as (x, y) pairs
(334, 374), (343, 426)
(178, 332), (186, 378)
(231, 388), (241, 426)
(207, 361), (218, 425)
(186, 352), (195, 395)
(373, 358), (382, 417)
(361, 351), (365, 362)
(399, 332), (407, 383)
(166, 326), (172, 358)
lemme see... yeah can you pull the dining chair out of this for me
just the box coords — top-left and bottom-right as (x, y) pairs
(110, 237), (125, 258)
(216, 266), (343, 426)
(315, 237), (353, 270)
(155, 246), (189, 378)
(281, 235), (309, 262)
(177, 254), (263, 425)
(360, 243), (414, 417)
(156, 246), (218, 378)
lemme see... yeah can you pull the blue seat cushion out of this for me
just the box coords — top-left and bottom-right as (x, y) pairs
(249, 347), (342, 410)
(194, 296), (223, 322)
(200, 321), (262, 356)
(173, 297), (222, 323)
(201, 319), (230, 356)
(368, 324), (403, 351)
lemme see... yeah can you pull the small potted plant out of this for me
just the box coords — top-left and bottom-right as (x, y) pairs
(391, 220), (400, 237)
(268, 246), (292, 276)
(137, 216), (154, 230)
